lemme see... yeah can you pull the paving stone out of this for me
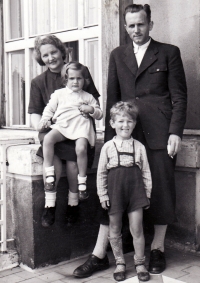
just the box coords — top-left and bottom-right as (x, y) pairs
(38, 271), (66, 282)
(0, 267), (22, 278)
(84, 278), (113, 283)
(0, 274), (24, 283)
(148, 274), (163, 282)
(181, 265), (200, 275)
(162, 276), (187, 283)
(17, 278), (47, 283)
(15, 270), (41, 279)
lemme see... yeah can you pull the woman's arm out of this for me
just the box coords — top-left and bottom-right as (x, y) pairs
(31, 113), (41, 130)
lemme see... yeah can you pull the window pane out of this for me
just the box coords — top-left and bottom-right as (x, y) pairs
(10, 51), (25, 125)
(30, 49), (47, 81)
(84, 0), (98, 26)
(85, 39), (99, 90)
(8, 0), (24, 40)
(29, 0), (78, 36)
(85, 39), (100, 126)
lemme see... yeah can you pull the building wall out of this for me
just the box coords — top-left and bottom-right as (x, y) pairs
(0, 0), (5, 127)
(134, 0), (200, 129)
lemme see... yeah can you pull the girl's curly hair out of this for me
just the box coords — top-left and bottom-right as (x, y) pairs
(34, 34), (67, 66)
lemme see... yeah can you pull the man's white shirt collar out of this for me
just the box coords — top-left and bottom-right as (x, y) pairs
(133, 38), (151, 54)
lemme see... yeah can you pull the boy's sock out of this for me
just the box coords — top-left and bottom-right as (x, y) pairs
(78, 175), (87, 191)
(151, 225), (167, 252)
(45, 191), (56, 207)
(93, 225), (109, 259)
(68, 190), (79, 206)
(45, 166), (55, 183)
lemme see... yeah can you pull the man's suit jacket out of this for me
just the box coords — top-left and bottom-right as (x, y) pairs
(105, 39), (187, 150)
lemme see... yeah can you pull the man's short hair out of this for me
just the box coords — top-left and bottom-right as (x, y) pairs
(110, 101), (138, 122)
(123, 4), (151, 23)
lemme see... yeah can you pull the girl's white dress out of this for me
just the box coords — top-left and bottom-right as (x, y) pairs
(41, 86), (103, 146)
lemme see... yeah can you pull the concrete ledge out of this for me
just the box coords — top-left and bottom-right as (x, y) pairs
(0, 251), (18, 271)
(7, 144), (43, 176)
(2, 130), (104, 269)
(176, 139), (200, 168)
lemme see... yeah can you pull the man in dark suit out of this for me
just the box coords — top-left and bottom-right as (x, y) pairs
(73, 4), (187, 278)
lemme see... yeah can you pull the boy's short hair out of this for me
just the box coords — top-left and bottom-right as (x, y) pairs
(61, 61), (90, 87)
(110, 101), (138, 121)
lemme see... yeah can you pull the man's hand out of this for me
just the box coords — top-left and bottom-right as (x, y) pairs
(167, 134), (181, 158)
(37, 119), (51, 132)
(101, 200), (110, 210)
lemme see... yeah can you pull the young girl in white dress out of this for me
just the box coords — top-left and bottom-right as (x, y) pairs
(38, 61), (103, 201)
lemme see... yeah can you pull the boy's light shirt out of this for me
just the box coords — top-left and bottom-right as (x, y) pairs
(97, 136), (152, 203)
(133, 38), (151, 67)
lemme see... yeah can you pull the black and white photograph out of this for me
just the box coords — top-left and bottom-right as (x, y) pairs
(0, 0), (199, 282)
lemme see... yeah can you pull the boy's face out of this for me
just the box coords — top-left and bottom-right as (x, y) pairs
(67, 69), (84, 92)
(110, 113), (136, 140)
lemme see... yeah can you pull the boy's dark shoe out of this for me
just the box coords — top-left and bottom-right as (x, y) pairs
(73, 254), (109, 278)
(79, 190), (89, 201)
(41, 206), (56, 227)
(66, 205), (79, 226)
(149, 249), (166, 274)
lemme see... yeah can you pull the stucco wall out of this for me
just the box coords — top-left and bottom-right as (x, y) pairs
(134, 0), (200, 129)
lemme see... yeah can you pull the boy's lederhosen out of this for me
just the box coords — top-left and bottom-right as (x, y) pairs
(107, 142), (149, 215)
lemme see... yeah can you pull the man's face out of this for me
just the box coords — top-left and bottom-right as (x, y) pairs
(125, 10), (153, 46)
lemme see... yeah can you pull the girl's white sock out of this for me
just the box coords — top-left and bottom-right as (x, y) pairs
(45, 166), (55, 183)
(77, 175), (87, 191)
(45, 191), (56, 207)
(151, 225), (167, 252)
(68, 190), (79, 206)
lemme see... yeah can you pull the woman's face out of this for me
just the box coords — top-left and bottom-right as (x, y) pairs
(40, 44), (64, 73)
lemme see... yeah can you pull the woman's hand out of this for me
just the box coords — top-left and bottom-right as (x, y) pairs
(79, 103), (94, 118)
(37, 119), (51, 132)
(101, 200), (110, 210)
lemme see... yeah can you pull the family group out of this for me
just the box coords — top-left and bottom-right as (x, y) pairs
(28, 4), (187, 282)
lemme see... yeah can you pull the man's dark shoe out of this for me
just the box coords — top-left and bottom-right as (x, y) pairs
(73, 254), (109, 278)
(149, 249), (166, 274)
(41, 206), (56, 227)
(66, 205), (79, 226)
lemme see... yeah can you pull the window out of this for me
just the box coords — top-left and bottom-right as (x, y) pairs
(4, 0), (103, 129)
(29, 0), (78, 36)
(6, 0), (24, 40)
(8, 51), (25, 125)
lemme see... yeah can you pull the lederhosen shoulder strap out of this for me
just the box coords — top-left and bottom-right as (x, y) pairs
(113, 141), (135, 167)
